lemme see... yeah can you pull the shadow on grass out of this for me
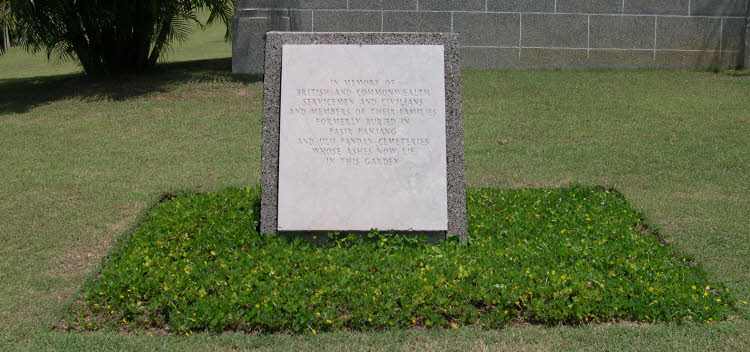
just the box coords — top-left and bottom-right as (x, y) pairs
(0, 57), (263, 114)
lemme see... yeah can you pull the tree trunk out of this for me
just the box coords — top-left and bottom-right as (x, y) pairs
(2, 24), (9, 51)
(147, 14), (175, 69)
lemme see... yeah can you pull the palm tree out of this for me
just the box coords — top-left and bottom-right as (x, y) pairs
(0, 0), (16, 53)
(9, 0), (234, 74)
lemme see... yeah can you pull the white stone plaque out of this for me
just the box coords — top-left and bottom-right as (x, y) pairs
(277, 44), (448, 231)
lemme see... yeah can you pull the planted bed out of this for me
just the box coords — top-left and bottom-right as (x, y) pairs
(68, 186), (735, 334)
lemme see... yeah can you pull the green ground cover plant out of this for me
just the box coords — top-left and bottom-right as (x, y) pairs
(68, 186), (735, 335)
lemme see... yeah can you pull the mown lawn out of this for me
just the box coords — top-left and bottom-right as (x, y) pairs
(1, 22), (749, 351)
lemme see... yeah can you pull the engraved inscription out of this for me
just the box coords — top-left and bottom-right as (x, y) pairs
(277, 44), (448, 232)
(286, 79), (439, 167)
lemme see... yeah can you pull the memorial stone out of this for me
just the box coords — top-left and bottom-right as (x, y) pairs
(260, 32), (467, 242)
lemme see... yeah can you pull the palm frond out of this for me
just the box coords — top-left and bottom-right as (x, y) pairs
(202, 0), (234, 40)
(0, 0), (18, 54)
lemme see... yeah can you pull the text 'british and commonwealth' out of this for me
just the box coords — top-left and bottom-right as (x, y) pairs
(288, 78), (439, 167)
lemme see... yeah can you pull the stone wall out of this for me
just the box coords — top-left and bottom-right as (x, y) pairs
(232, 0), (749, 72)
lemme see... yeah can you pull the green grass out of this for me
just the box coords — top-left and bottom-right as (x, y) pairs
(69, 186), (734, 334)
(1, 20), (749, 350)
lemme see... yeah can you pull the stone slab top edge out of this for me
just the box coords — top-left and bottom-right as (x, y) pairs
(265, 31), (459, 42)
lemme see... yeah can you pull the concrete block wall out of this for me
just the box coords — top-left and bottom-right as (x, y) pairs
(232, 0), (749, 72)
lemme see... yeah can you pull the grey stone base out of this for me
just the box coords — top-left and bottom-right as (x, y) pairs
(232, 10), (291, 73)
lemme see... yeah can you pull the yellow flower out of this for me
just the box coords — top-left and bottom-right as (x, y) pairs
(451, 323), (458, 329)
(743, 301), (747, 305)
(255, 304), (260, 309)
(312, 329), (317, 335)
(649, 287), (654, 292)
(561, 275), (566, 280)
(315, 312), (321, 317)
(367, 317), (372, 322)
(705, 285), (710, 290)
(551, 270), (556, 276)
(692, 285), (696, 290)
(716, 298), (721, 303)
(703, 292), (709, 297)
(326, 319), (333, 324)
(560, 229), (566, 234)
(412, 318), (416, 324)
